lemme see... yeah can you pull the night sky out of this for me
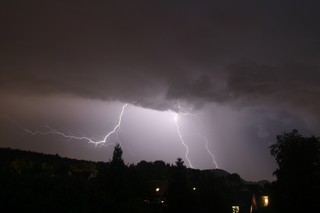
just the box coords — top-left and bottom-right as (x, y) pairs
(1, 0), (320, 181)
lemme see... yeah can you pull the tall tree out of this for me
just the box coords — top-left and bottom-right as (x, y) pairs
(110, 143), (125, 169)
(175, 157), (186, 169)
(269, 130), (320, 212)
(168, 157), (192, 211)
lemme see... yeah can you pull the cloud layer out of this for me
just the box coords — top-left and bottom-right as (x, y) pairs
(1, 0), (320, 114)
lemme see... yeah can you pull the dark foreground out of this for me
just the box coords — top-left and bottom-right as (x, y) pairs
(0, 147), (274, 213)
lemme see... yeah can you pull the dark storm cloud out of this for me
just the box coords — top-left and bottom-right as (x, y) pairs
(225, 62), (320, 114)
(1, 0), (320, 113)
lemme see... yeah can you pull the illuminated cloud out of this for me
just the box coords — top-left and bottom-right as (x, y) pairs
(0, 0), (319, 114)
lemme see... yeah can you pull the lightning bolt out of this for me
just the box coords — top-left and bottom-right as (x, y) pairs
(174, 113), (194, 168)
(21, 103), (128, 147)
(173, 110), (219, 169)
(193, 134), (219, 169)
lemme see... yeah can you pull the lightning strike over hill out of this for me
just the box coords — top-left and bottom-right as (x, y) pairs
(3, 103), (218, 169)
(181, 113), (219, 169)
(172, 103), (219, 169)
(193, 134), (219, 169)
(174, 113), (194, 168)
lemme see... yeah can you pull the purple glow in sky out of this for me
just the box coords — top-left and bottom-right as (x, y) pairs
(1, 0), (320, 181)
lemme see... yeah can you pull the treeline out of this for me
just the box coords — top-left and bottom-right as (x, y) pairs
(269, 130), (320, 213)
(0, 146), (268, 213)
(1, 129), (319, 212)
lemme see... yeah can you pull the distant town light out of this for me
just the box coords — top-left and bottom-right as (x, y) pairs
(155, 187), (160, 192)
(192, 187), (197, 191)
(232, 206), (240, 213)
(161, 200), (165, 204)
(262, 196), (269, 207)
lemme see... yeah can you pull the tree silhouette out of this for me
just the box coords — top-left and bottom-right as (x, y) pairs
(269, 130), (320, 212)
(110, 143), (125, 169)
(175, 157), (186, 169)
(168, 157), (192, 211)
